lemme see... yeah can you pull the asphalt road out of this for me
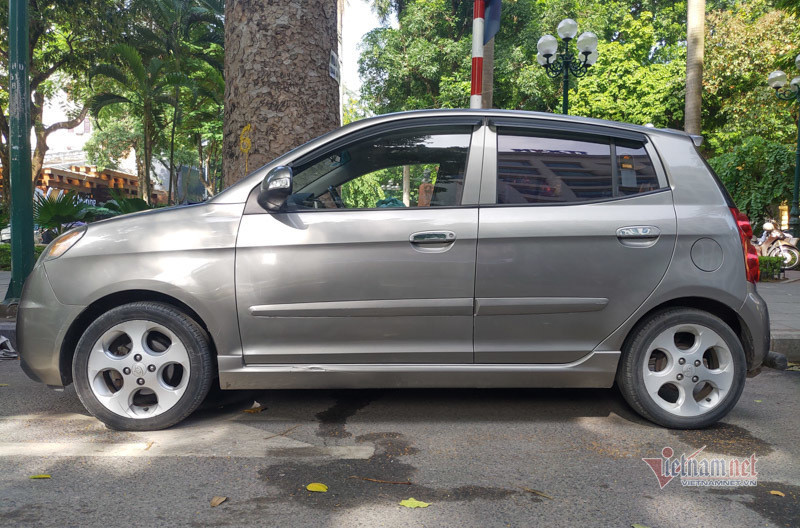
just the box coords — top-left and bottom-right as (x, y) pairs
(0, 360), (798, 528)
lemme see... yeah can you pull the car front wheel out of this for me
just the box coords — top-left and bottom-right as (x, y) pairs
(72, 302), (213, 431)
(616, 308), (746, 429)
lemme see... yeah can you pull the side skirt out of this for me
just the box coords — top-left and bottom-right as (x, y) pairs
(217, 351), (620, 390)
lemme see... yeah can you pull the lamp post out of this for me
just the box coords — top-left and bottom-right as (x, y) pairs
(536, 19), (599, 115)
(768, 53), (800, 237)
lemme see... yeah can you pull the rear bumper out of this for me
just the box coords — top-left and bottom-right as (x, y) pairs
(740, 282), (770, 371)
(17, 264), (84, 387)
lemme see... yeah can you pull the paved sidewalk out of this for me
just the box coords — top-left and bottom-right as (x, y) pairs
(755, 270), (800, 361)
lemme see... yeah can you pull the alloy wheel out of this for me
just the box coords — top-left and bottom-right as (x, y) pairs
(641, 323), (734, 417)
(87, 320), (191, 418)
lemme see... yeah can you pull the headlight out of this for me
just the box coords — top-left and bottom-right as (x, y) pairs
(42, 227), (86, 261)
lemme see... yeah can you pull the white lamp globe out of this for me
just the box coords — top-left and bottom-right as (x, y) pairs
(536, 53), (549, 66)
(576, 32), (598, 53)
(768, 70), (788, 89)
(582, 50), (599, 66)
(557, 18), (579, 40)
(790, 76), (800, 92)
(537, 35), (559, 56)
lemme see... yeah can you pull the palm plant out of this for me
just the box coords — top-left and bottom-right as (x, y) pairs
(88, 44), (188, 204)
(105, 189), (153, 215)
(34, 192), (87, 235)
(131, 0), (221, 203)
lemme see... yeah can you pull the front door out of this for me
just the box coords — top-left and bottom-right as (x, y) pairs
(474, 120), (677, 363)
(236, 119), (484, 364)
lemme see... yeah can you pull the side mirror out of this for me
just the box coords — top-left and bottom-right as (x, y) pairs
(258, 166), (293, 212)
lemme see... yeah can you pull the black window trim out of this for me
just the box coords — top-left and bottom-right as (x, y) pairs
(244, 116), (482, 215)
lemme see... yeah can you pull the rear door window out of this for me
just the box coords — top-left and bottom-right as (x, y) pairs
(496, 131), (663, 205)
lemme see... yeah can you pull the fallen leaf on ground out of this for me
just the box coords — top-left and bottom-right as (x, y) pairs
(29, 475), (51, 479)
(144, 441), (154, 451)
(210, 496), (228, 507)
(631, 524), (651, 528)
(754, 399), (763, 403)
(521, 487), (553, 500)
(399, 497), (430, 508)
(769, 490), (785, 497)
(348, 476), (412, 485)
(306, 482), (328, 492)
(243, 405), (266, 414)
(0, 383), (9, 387)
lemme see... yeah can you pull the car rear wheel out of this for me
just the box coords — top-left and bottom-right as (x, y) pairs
(616, 308), (746, 429)
(72, 302), (213, 431)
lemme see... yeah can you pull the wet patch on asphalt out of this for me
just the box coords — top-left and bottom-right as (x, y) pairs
(709, 481), (799, 527)
(315, 390), (383, 439)
(256, 431), (518, 509)
(669, 423), (774, 457)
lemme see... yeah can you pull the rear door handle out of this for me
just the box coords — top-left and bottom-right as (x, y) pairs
(616, 226), (660, 248)
(409, 231), (456, 244)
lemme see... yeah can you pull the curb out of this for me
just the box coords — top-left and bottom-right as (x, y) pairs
(770, 331), (800, 362)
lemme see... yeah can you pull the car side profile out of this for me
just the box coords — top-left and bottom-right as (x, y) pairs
(17, 109), (769, 431)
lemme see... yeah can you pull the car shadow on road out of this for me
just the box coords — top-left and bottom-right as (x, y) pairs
(190, 384), (653, 428)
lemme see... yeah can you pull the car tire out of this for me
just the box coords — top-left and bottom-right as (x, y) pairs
(616, 307), (746, 429)
(72, 302), (213, 431)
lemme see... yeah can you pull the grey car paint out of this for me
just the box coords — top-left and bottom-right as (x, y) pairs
(16, 109), (769, 394)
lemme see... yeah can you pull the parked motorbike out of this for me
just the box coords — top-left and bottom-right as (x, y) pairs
(753, 219), (800, 270)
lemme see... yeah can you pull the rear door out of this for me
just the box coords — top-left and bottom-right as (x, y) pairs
(474, 119), (677, 363)
(236, 118), (484, 364)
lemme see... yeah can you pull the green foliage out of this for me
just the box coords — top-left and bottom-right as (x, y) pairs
(85, 114), (143, 171)
(34, 192), (88, 235)
(341, 173), (386, 208)
(105, 190), (153, 215)
(708, 136), (795, 223)
(0, 245), (46, 272)
(703, 3), (800, 155)
(758, 256), (784, 280)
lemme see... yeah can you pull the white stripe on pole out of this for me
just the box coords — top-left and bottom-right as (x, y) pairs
(472, 17), (484, 59)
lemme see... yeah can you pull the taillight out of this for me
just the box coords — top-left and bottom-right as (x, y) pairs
(730, 207), (759, 283)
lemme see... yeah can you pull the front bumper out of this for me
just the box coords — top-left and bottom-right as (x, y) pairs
(17, 264), (84, 386)
(740, 282), (770, 371)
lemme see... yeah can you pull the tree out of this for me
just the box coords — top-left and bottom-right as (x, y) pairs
(0, 0), (125, 200)
(89, 44), (185, 202)
(703, 4), (800, 155)
(685, 0), (705, 135)
(130, 0), (222, 203)
(223, 0), (340, 187)
(709, 136), (795, 223)
(85, 114), (143, 172)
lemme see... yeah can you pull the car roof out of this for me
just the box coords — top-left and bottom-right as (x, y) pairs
(343, 108), (700, 144)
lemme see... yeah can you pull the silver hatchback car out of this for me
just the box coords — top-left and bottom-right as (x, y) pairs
(18, 110), (769, 431)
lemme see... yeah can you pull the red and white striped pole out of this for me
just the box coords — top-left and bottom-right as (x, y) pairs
(470, 0), (485, 109)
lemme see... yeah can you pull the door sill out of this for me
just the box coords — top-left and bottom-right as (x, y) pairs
(217, 351), (620, 390)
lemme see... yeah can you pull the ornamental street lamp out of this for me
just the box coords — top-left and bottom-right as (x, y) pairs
(768, 53), (800, 237)
(536, 18), (599, 115)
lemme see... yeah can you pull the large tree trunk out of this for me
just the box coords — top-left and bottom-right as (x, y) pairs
(223, 0), (341, 188)
(685, 0), (705, 135)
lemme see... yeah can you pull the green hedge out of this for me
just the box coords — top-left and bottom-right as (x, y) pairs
(759, 256), (784, 281)
(0, 244), (47, 271)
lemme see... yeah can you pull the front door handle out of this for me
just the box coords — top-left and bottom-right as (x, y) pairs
(409, 231), (456, 244)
